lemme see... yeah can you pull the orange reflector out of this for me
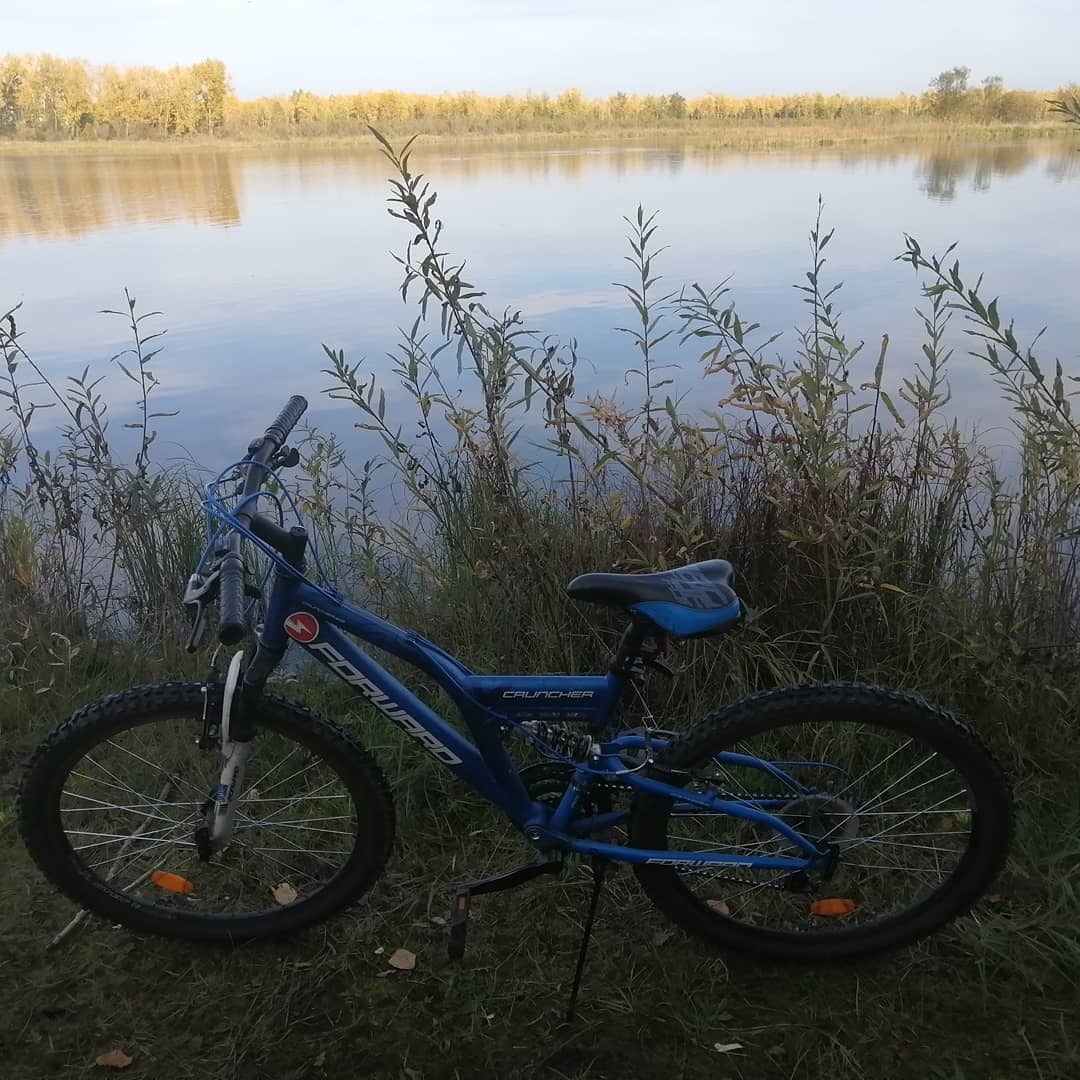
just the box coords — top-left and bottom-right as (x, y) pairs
(810, 898), (855, 916)
(151, 870), (193, 894)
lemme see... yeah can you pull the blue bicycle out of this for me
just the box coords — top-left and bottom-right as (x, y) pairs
(19, 396), (1013, 991)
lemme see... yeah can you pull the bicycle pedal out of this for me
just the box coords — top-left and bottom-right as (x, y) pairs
(447, 890), (470, 960)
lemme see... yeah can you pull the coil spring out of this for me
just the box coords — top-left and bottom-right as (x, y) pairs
(524, 721), (596, 762)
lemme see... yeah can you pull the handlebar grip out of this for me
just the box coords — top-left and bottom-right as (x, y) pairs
(264, 395), (308, 449)
(218, 546), (247, 646)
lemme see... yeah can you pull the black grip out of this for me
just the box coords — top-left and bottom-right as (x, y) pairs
(264, 395), (308, 449)
(218, 545), (247, 645)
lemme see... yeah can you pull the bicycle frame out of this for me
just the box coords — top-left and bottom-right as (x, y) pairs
(257, 573), (831, 876)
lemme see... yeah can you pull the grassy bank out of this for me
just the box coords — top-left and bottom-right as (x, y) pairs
(2, 651), (1078, 1080)
(2, 138), (1079, 1078)
(0, 118), (1073, 156)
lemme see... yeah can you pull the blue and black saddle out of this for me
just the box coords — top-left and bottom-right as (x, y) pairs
(566, 559), (742, 638)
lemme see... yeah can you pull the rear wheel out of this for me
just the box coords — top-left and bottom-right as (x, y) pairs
(629, 683), (1012, 960)
(19, 682), (394, 942)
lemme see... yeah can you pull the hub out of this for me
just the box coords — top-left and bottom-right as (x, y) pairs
(779, 793), (859, 844)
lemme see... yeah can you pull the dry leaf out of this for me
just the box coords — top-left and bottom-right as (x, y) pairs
(95, 1049), (133, 1069)
(271, 882), (298, 906)
(388, 948), (416, 971)
(373, 945), (385, 955)
(706, 899), (731, 916)
(713, 1042), (744, 1054)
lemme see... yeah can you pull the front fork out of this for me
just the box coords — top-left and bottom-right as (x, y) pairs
(204, 650), (251, 850)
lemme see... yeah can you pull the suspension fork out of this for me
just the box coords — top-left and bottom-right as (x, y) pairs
(203, 633), (287, 851)
(207, 650), (251, 846)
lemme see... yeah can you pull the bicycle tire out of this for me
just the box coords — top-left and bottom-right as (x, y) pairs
(19, 681), (395, 943)
(629, 683), (1013, 961)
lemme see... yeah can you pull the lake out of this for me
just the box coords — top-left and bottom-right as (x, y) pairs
(1, 139), (1078, 470)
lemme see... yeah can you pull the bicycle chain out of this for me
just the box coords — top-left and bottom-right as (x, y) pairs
(585, 777), (798, 890)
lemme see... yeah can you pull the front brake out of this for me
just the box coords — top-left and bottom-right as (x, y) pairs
(183, 568), (220, 652)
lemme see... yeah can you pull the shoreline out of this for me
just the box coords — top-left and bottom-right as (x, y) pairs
(0, 121), (1071, 156)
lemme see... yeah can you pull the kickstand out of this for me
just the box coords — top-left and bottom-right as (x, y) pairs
(564, 856), (608, 1023)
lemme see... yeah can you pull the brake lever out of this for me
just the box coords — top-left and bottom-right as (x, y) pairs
(186, 602), (209, 653)
(183, 569), (220, 654)
(271, 445), (300, 469)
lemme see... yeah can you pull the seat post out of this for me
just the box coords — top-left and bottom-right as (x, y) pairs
(609, 618), (649, 675)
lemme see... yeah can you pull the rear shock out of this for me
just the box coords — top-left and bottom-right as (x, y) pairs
(521, 721), (596, 762)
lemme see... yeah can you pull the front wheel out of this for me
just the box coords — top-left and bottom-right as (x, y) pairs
(19, 682), (395, 942)
(629, 683), (1013, 961)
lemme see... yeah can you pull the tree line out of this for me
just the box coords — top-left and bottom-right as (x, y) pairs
(0, 55), (1070, 141)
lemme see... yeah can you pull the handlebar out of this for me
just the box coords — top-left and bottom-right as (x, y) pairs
(217, 395), (308, 645)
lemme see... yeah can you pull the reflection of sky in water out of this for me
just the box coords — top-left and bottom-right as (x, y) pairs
(1, 141), (1077, 473)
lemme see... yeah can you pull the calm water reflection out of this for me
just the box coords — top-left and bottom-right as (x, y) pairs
(1, 139), (1077, 464)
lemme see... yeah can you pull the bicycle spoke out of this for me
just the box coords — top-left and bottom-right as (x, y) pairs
(842, 789), (970, 850)
(242, 746), (305, 797)
(827, 737), (915, 801)
(841, 860), (948, 877)
(823, 750), (938, 835)
(229, 842), (325, 885)
(864, 768), (961, 815)
(247, 758), (323, 801)
(835, 835), (962, 855)
(88, 833), (198, 870)
(243, 777), (342, 828)
(60, 792), (200, 828)
(235, 821), (351, 866)
(75, 758), (177, 807)
(104, 739), (207, 799)
(234, 820), (355, 837)
(69, 821), (196, 849)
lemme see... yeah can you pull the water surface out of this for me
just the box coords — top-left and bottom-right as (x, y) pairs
(1, 139), (1077, 467)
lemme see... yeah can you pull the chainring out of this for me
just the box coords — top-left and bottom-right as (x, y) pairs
(520, 762), (613, 816)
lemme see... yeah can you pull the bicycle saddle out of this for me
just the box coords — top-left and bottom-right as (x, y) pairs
(566, 559), (742, 638)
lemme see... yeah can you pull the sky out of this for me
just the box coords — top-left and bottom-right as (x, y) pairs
(4, 0), (1075, 99)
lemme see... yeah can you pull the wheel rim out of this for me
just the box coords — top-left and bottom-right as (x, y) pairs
(661, 719), (980, 937)
(57, 713), (361, 919)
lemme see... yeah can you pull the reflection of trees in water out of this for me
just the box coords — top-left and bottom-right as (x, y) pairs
(0, 152), (242, 240)
(272, 144), (689, 183)
(915, 144), (1039, 201)
(1, 141), (1075, 241)
(1045, 150), (1080, 184)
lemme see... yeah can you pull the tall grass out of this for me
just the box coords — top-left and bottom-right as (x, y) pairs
(0, 291), (204, 670)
